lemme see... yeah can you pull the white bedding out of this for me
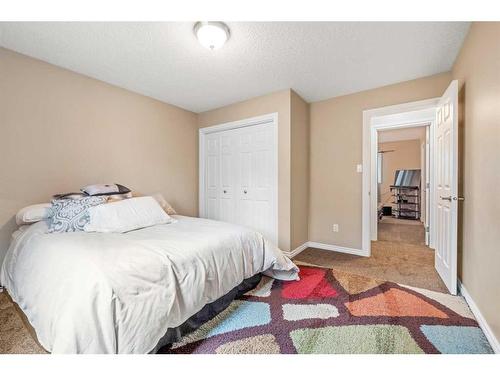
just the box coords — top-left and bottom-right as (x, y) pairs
(0, 215), (298, 354)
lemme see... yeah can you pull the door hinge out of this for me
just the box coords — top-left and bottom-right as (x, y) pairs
(425, 226), (430, 233)
(426, 182), (430, 189)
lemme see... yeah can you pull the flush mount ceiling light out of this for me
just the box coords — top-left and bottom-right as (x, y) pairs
(194, 21), (230, 50)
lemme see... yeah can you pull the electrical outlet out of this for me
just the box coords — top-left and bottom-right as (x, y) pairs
(332, 224), (339, 232)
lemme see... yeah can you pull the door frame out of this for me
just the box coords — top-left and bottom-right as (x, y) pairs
(199, 112), (279, 244)
(362, 98), (440, 256)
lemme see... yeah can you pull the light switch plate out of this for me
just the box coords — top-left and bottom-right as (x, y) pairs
(356, 164), (363, 173)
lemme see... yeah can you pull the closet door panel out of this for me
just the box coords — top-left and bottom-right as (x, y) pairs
(219, 132), (235, 223)
(251, 126), (273, 239)
(233, 124), (275, 240)
(235, 129), (253, 228)
(205, 134), (220, 220)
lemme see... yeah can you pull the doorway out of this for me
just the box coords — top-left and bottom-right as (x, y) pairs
(377, 126), (429, 246)
(374, 125), (447, 292)
(362, 80), (459, 294)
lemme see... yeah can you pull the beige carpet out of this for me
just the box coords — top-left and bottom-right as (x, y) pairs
(379, 216), (423, 226)
(0, 290), (46, 354)
(296, 220), (447, 294)
(378, 222), (425, 245)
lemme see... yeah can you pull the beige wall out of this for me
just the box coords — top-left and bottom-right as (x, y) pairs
(452, 22), (500, 343)
(378, 139), (421, 206)
(0, 48), (199, 264)
(290, 91), (310, 249)
(197, 90), (293, 251)
(309, 72), (451, 249)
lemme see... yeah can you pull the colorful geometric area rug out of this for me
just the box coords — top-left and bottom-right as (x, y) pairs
(163, 265), (493, 354)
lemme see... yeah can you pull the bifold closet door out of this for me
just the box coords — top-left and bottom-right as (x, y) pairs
(204, 129), (238, 223)
(233, 124), (276, 243)
(202, 122), (277, 244)
(204, 133), (221, 221)
(219, 130), (236, 223)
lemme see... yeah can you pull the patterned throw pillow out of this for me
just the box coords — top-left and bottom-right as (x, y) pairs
(48, 196), (107, 233)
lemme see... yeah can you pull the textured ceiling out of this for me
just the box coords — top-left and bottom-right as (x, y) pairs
(0, 22), (469, 113)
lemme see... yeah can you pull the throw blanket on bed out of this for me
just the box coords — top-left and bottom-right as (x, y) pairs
(0, 216), (298, 353)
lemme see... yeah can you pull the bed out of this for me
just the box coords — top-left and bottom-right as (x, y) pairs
(0, 215), (298, 354)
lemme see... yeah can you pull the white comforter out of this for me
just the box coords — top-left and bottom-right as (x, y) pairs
(0, 216), (298, 354)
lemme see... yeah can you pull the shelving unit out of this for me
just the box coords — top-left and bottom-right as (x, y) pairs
(390, 185), (420, 220)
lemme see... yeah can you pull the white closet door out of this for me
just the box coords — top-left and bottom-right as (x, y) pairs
(201, 118), (277, 245)
(235, 127), (253, 228)
(234, 124), (276, 243)
(204, 133), (220, 220)
(219, 130), (236, 223)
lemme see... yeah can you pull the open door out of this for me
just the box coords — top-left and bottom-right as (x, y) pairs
(435, 80), (459, 295)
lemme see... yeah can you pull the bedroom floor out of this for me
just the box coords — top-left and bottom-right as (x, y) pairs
(295, 219), (447, 293)
(0, 265), (491, 354)
(0, 290), (46, 354)
(378, 217), (426, 246)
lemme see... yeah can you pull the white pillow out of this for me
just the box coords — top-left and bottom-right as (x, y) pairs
(84, 196), (174, 233)
(16, 203), (52, 225)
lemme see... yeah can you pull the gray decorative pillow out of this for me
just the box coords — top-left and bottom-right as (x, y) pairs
(81, 183), (131, 196)
(48, 196), (107, 233)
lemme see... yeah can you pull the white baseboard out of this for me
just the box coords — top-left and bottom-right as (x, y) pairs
(283, 242), (309, 258)
(307, 241), (369, 257)
(283, 241), (368, 258)
(458, 280), (500, 354)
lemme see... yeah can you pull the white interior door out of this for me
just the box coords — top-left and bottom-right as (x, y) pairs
(434, 80), (458, 295)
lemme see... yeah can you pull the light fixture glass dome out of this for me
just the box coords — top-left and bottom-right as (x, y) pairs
(194, 22), (230, 50)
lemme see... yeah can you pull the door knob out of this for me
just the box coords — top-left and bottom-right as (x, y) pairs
(243, 190), (247, 194)
(223, 190), (227, 194)
(440, 196), (452, 201)
(453, 196), (465, 201)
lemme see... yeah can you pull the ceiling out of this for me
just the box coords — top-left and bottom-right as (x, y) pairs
(0, 22), (469, 113)
(379, 127), (427, 143)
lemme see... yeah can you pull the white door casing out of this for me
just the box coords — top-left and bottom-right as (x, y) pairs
(424, 126), (431, 246)
(363, 99), (443, 257)
(434, 80), (459, 295)
(367, 104), (437, 246)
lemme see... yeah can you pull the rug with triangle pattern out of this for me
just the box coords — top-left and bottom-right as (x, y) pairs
(161, 265), (493, 354)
